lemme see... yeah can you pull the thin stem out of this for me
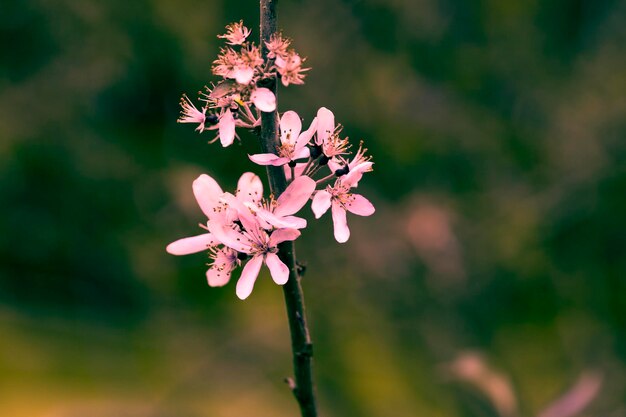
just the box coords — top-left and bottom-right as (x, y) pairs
(316, 173), (335, 185)
(241, 102), (259, 126)
(307, 162), (325, 179)
(301, 157), (314, 176)
(259, 2), (318, 417)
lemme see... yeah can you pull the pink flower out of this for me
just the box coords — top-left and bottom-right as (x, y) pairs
(249, 110), (317, 166)
(212, 47), (240, 79)
(218, 20), (252, 46)
(209, 216), (300, 300)
(192, 171), (263, 222)
(265, 33), (291, 60)
(166, 172), (263, 254)
(314, 107), (349, 159)
(276, 51), (308, 86)
(328, 143), (373, 186)
(240, 44), (264, 71)
(212, 45), (262, 85)
(245, 175), (316, 229)
(178, 94), (206, 132)
(311, 164), (375, 243)
(166, 172), (267, 291)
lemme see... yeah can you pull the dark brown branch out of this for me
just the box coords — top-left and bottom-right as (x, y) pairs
(259, 1), (318, 417)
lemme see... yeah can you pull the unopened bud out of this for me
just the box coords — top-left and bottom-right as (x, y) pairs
(334, 166), (349, 177)
(207, 114), (219, 125)
(308, 145), (322, 159)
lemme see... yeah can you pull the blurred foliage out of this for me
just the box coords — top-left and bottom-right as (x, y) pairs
(1, 0), (625, 416)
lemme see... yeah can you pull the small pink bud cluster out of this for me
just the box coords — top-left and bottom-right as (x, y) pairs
(177, 22), (308, 147)
(169, 23), (375, 300)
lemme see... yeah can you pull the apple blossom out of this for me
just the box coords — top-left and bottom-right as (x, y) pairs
(209, 215), (300, 300)
(249, 110), (317, 166)
(167, 172), (263, 257)
(265, 33), (291, 60)
(313, 107), (350, 160)
(218, 20), (252, 46)
(311, 162), (375, 243)
(276, 50), (308, 86)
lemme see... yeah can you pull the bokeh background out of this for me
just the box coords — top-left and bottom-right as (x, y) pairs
(1, 0), (625, 416)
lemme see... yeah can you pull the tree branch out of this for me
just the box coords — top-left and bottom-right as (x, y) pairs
(259, 1), (318, 416)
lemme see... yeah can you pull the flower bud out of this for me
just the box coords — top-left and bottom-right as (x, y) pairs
(308, 145), (322, 159)
(207, 114), (219, 125)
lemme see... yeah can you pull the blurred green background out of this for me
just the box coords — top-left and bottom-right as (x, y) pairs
(1, 0), (625, 416)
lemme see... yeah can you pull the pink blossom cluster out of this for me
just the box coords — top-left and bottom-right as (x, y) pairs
(177, 21), (308, 147)
(167, 172), (313, 299)
(249, 107), (375, 243)
(169, 22), (375, 299)
(169, 106), (375, 299)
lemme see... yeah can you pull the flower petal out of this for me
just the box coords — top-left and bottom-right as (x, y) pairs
(220, 192), (258, 231)
(251, 88), (276, 112)
(236, 255), (263, 300)
(280, 111), (302, 145)
(249, 153), (289, 166)
(206, 265), (231, 287)
(166, 233), (216, 255)
(269, 228), (301, 246)
(315, 107), (335, 145)
(265, 252), (289, 285)
(236, 172), (263, 204)
(280, 215), (307, 229)
(275, 175), (316, 217)
(296, 116), (318, 150)
(208, 221), (252, 253)
(219, 109), (236, 147)
(294, 146), (310, 160)
(345, 194), (375, 216)
(341, 161), (373, 188)
(255, 209), (307, 229)
(193, 174), (224, 218)
(234, 66), (254, 84)
(311, 190), (332, 219)
(331, 201), (350, 243)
